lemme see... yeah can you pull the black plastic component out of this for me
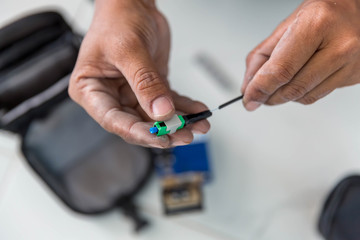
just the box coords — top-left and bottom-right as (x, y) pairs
(182, 110), (212, 126)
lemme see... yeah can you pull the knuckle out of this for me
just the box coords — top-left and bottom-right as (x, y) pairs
(298, 1), (334, 33)
(159, 143), (171, 149)
(68, 70), (89, 102)
(100, 110), (138, 143)
(114, 33), (143, 55)
(246, 51), (256, 65)
(281, 83), (308, 100)
(125, 30), (141, 42)
(133, 67), (163, 92)
(310, 2), (334, 30)
(338, 37), (360, 59)
(265, 99), (277, 106)
(152, 138), (172, 149)
(248, 83), (270, 102)
(99, 120), (113, 136)
(99, 109), (117, 134)
(68, 77), (76, 100)
(121, 123), (144, 146)
(313, 1), (334, 15)
(306, 71), (320, 84)
(300, 95), (318, 105)
(122, 131), (134, 145)
(272, 63), (296, 83)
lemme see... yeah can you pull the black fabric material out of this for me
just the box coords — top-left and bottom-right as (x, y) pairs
(0, 11), (69, 52)
(318, 175), (360, 240)
(22, 99), (153, 213)
(0, 11), (78, 130)
(0, 11), (153, 232)
(0, 22), (68, 70)
(0, 34), (78, 110)
(0, 75), (69, 134)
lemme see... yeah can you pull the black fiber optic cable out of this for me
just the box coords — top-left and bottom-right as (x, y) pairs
(182, 95), (243, 125)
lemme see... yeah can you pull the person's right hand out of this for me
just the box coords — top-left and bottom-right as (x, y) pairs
(241, 0), (360, 111)
(69, 0), (210, 148)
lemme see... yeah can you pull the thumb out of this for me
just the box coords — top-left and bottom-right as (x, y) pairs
(115, 43), (174, 121)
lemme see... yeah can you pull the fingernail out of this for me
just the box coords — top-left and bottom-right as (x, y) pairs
(152, 96), (174, 117)
(172, 140), (190, 146)
(246, 101), (261, 111)
(191, 130), (205, 135)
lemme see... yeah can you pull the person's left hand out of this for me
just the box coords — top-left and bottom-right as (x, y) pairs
(242, 0), (360, 111)
(69, 0), (210, 148)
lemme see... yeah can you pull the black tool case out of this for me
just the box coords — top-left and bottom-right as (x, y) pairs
(318, 175), (360, 239)
(0, 11), (153, 232)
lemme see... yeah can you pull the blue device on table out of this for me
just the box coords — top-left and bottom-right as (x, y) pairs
(172, 140), (212, 182)
(155, 136), (212, 182)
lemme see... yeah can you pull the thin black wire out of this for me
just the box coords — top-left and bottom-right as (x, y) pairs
(218, 95), (243, 110)
(184, 95), (244, 125)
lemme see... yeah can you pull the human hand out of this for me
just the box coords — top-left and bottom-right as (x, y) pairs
(242, 0), (360, 111)
(69, 0), (210, 148)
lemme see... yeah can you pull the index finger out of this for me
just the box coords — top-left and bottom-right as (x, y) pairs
(243, 10), (324, 111)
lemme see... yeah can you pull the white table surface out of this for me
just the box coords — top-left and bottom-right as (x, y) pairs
(2, 0), (360, 239)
